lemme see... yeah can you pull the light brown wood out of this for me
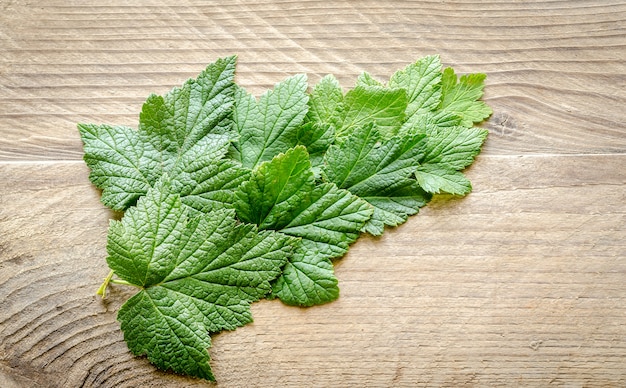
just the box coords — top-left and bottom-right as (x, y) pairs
(1, 0), (624, 387)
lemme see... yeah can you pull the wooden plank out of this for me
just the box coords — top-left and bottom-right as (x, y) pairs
(0, 154), (624, 386)
(1, 0), (625, 160)
(1, 0), (625, 386)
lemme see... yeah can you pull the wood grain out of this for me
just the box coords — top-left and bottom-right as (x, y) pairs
(1, 0), (625, 387)
(1, 0), (624, 160)
(1, 156), (624, 387)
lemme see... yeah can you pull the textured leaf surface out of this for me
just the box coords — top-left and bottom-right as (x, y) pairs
(295, 122), (334, 173)
(305, 75), (343, 127)
(234, 75), (309, 169)
(324, 124), (426, 194)
(420, 126), (489, 170)
(331, 85), (407, 139)
(415, 164), (472, 195)
(234, 146), (373, 305)
(356, 72), (384, 87)
(109, 181), (294, 380)
(139, 55), (237, 149)
(360, 181), (431, 236)
(411, 126), (487, 196)
(323, 123), (429, 235)
(80, 55), (492, 382)
(437, 67), (492, 127)
(78, 124), (161, 210)
(389, 55), (442, 117)
(278, 181), (373, 258)
(274, 181), (372, 305)
(271, 246), (338, 307)
(166, 134), (249, 214)
(298, 75), (341, 171)
(79, 56), (242, 211)
(234, 146), (314, 230)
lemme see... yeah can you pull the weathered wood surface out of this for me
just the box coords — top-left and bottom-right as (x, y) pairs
(0, 0), (624, 386)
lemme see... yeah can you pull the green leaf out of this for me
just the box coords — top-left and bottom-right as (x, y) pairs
(331, 86), (407, 139)
(274, 181), (372, 305)
(271, 245), (338, 307)
(78, 124), (161, 210)
(324, 123), (426, 193)
(234, 146), (373, 306)
(298, 74), (341, 172)
(360, 181), (431, 236)
(323, 123), (429, 235)
(420, 126), (488, 170)
(279, 181), (373, 258)
(234, 146), (315, 230)
(398, 110), (463, 136)
(356, 72), (384, 87)
(165, 134), (249, 214)
(139, 55), (238, 150)
(79, 54), (494, 383)
(109, 180), (295, 380)
(438, 67), (492, 127)
(236, 146), (373, 255)
(415, 164), (472, 195)
(389, 55), (442, 117)
(295, 122), (335, 173)
(410, 126), (487, 196)
(234, 75), (309, 169)
(305, 74), (343, 127)
(79, 56), (244, 211)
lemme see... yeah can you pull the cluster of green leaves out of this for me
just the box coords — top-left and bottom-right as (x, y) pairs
(80, 55), (491, 381)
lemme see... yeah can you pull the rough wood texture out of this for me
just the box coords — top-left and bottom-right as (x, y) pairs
(1, 0), (624, 386)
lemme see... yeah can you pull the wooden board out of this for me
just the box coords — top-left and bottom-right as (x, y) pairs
(1, 1), (624, 386)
